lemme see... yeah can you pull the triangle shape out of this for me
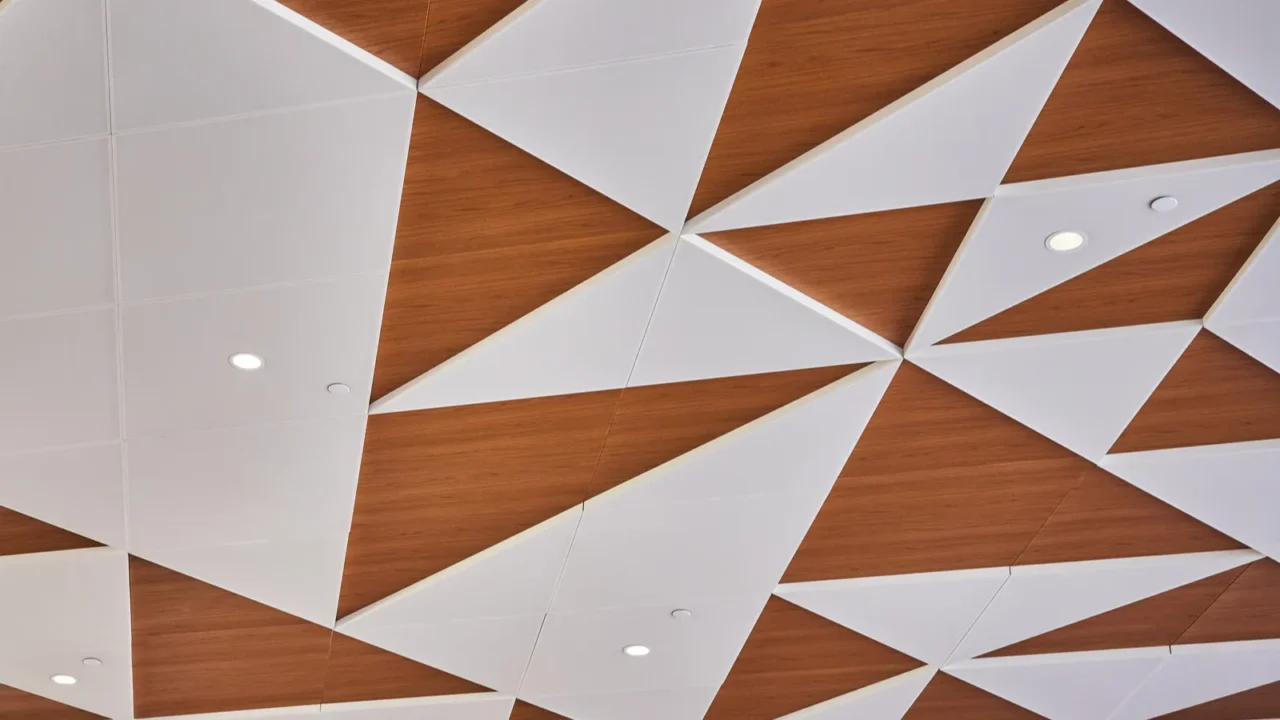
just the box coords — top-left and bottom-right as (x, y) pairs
(776, 567), (1009, 665)
(322, 632), (490, 704)
(374, 236), (674, 412)
(950, 550), (1259, 660)
(786, 667), (937, 720)
(0, 683), (104, 720)
(1180, 559), (1280, 644)
(0, 444), (123, 549)
(1157, 679), (1280, 720)
(528, 686), (719, 720)
(276, 0), (428, 75)
(945, 647), (1169, 720)
(0, 506), (99, 558)
(912, 322), (1199, 460)
(1105, 441), (1280, 563)
(1206, 215), (1280, 329)
(1214, 319), (1280, 376)
(1112, 640), (1280, 720)
(687, 0), (1100, 234)
(512, 700), (570, 720)
(628, 236), (899, 388)
(912, 152), (1280, 348)
(903, 672), (1043, 720)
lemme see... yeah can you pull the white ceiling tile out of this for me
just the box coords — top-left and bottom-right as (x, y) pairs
(0, 138), (113, 320)
(776, 567), (1010, 665)
(910, 151), (1280, 348)
(627, 237), (899, 388)
(372, 236), (674, 413)
(687, 0), (1100, 234)
(0, 548), (132, 719)
(320, 695), (517, 720)
(0, 0), (107, 149)
(1104, 440), (1280, 562)
(779, 667), (936, 720)
(115, 93), (415, 301)
(426, 46), (746, 230)
(522, 686), (719, 720)
(1212, 320), (1280, 374)
(0, 309), (118, 454)
(424, 0), (760, 86)
(950, 550), (1259, 660)
(1206, 216), (1280, 328)
(107, 0), (410, 132)
(1111, 639), (1280, 720)
(909, 321), (1200, 461)
(0, 443), (124, 548)
(121, 274), (384, 438)
(944, 646), (1168, 720)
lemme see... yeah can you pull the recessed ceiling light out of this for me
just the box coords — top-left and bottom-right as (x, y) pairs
(1045, 231), (1086, 253)
(671, 609), (692, 620)
(622, 644), (651, 657)
(1150, 196), (1179, 212)
(228, 352), (264, 371)
(50, 674), (77, 685)
(81, 658), (102, 667)
(326, 382), (350, 395)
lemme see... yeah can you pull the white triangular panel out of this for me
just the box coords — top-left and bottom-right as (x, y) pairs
(0, 548), (133, 719)
(1130, 0), (1280, 109)
(0, 444), (124, 547)
(687, 0), (1099, 234)
(781, 667), (937, 720)
(425, 47), (745, 230)
(911, 151), (1280, 348)
(910, 322), (1200, 460)
(1213, 320), (1280, 374)
(525, 685), (719, 720)
(949, 550), (1259, 660)
(777, 567), (1009, 665)
(1104, 440), (1280, 561)
(1206, 217), (1280, 329)
(1111, 639), (1280, 720)
(373, 236), (675, 413)
(944, 647), (1168, 720)
(321, 695), (518, 720)
(627, 237), (899, 388)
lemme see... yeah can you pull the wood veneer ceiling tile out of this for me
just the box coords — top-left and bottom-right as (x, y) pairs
(371, 98), (662, 400)
(1015, 466), (1244, 565)
(0, 506), (99, 557)
(510, 700), (570, 720)
(783, 363), (1090, 582)
(1160, 680), (1280, 720)
(1178, 559), (1280, 645)
(321, 632), (489, 704)
(338, 389), (620, 618)
(418, 0), (527, 76)
(1004, 0), (1280, 184)
(275, 0), (430, 75)
(1111, 331), (1280, 453)
(950, 183), (1280, 343)
(902, 672), (1041, 720)
(702, 202), (982, 346)
(989, 565), (1247, 657)
(0, 684), (104, 720)
(689, 0), (1063, 218)
(129, 558), (331, 718)
(704, 596), (923, 720)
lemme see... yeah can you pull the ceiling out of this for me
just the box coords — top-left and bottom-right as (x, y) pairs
(1, 0), (1279, 718)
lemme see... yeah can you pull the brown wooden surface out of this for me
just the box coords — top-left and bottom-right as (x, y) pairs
(704, 202), (982, 346)
(1112, 331), (1280, 453)
(1178, 559), (1280, 644)
(371, 98), (661, 401)
(0, 507), (99, 557)
(129, 558), (331, 718)
(1015, 467), (1244, 565)
(904, 672), (1041, 720)
(1004, 0), (1280, 183)
(951, 183), (1280, 343)
(511, 700), (571, 720)
(1161, 680), (1280, 720)
(991, 566), (1247, 657)
(276, 0), (429, 75)
(0, 684), (104, 720)
(418, 0), (527, 76)
(705, 596), (922, 720)
(690, 0), (1061, 217)
(785, 363), (1089, 582)
(321, 633), (488, 703)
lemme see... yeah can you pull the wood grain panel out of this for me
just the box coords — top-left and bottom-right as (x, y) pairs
(784, 363), (1089, 582)
(322, 633), (488, 703)
(1178, 559), (1280, 644)
(990, 565), (1247, 657)
(511, 700), (570, 720)
(1161, 680), (1280, 720)
(418, 0), (527, 76)
(703, 202), (982, 346)
(0, 506), (99, 557)
(1015, 467), (1244, 565)
(589, 365), (862, 495)
(1004, 0), (1280, 183)
(704, 596), (922, 720)
(903, 672), (1041, 720)
(338, 390), (620, 618)
(1112, 331), (1280, 453)
(129, 558), (331, 718)
(690, 0), (1062, 217)
(371, 98), (661, 400)
(0, 684), (103, 720)
(276, 0), (429, 75)
(951, 183), (1280, 342)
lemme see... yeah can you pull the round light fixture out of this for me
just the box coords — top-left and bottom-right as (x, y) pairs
(1045, 231), (1087, 253)
(622, 645), (651, 657)
(81, 658), (102, 667)
(326, 382), (351, 395)
(228, 352), (264, 371)
(51, 674), (77, 686)
(1150, 196), (1179, 213)
(671, 609), (692, 620)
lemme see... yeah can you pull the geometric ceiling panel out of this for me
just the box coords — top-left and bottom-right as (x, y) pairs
(0, 443), (122, 550)
(911, 151), (1280, 349)
(687, 0), (1099, 234)
(779, 667), (936, 720)
(1004, 0), (1280, 184)
(276, 0), (429, 75)
(512, 701), (568, 720)
(1158, 681), (1280, 720)
(627, 237), (899, 388)
(903, 672), (1042, 720)
(1179, 559), (1280, 645)
(911, 321), (1199, 461)
(321, 633), (488, 705)
(417, 0), (527, 76)
(0, 683), (102, 720)
(1110, 639), (1280, 720)
(0, 506), (98, 559)
(1206, 217), (1280, 329)
(523, 686), (719, 720)
(1213, 319), (1280, 377)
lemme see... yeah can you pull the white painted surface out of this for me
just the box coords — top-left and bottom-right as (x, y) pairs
(781, 667), (937, 720)
(1111, 639), (1280, 720)
(0, 444), (124, 547)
